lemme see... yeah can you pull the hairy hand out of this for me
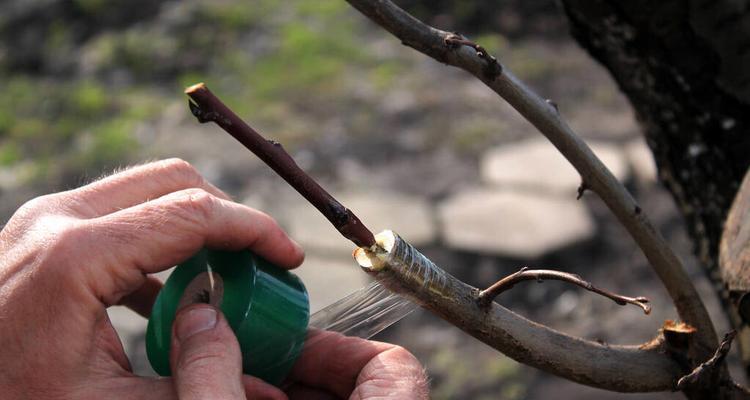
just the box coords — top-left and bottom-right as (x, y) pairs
(0, 159), (428, 399)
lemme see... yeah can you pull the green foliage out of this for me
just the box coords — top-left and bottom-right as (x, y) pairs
(369, 63), (404, 90)
(0, 142), (20, 166)
(0, 0), (381, 187)
(213, 0), (367, 108)
(196, 1), (273, 29)
(0, 75), (164, 185)
(77, 118), (138, 169)
(71, 80), (108, 115)
(0, 0), (522, 195)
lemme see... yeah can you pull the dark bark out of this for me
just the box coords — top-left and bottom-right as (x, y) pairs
(185, 83), (376, 248)
(559, 0), (750, 375)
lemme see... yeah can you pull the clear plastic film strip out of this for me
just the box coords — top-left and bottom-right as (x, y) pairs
(309, 280), (418, 338)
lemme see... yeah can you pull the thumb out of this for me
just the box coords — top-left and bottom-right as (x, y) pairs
(171, 304), (282, 400)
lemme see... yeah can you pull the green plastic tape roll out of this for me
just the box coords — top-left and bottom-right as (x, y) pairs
(146, 248), (310, 386)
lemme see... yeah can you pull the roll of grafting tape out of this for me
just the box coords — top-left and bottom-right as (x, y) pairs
(146, 248), (310, 386)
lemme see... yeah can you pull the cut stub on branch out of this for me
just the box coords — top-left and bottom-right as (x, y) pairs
(662, 319), (697, 351)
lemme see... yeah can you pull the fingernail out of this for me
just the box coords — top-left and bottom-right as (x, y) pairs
(175, 306), (217, 341)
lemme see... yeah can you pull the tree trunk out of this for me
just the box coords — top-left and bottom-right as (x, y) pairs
(560, 0), (750, 373)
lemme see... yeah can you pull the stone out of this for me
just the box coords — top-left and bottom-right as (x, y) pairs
(282, 190), (436, 256)
(480, 138), (629, 195)
(438, 188), (595, 258)
(625, 139), (658, 184)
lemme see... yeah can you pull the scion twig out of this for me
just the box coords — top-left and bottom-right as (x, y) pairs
(185, 83), (376, 248)
(477, 267), (651, 314)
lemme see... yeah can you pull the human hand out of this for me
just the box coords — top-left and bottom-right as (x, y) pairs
(0, 159), (427, 399)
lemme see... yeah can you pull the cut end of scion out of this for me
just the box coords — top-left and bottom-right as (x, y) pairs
(354, 230), (397, 271)
(185, 82), (207, 95)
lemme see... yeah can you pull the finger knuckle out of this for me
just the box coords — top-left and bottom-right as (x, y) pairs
(252, 211), (283, 241)
(47, 219), (89, 256)
(2, 194), (72, 247)
(32, 219), (91, 284)
(15, 193), (61, 218)
(160, 158), (204, 187)
(170, 188), (216, 225)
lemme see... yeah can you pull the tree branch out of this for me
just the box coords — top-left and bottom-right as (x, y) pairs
(185, 83), (376, 248)
(354, 230), (683, 392)
(477, 267), (651, 314)
(344, 0), (718, 360)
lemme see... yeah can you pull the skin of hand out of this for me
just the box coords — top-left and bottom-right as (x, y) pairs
(0, 159), (428, 399)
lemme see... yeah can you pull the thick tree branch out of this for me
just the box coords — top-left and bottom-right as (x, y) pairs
(354, 230), (684, 392)
(185, 83), (375, 248)
(477, 267), (651, 314)
(344, 0), (718, 360)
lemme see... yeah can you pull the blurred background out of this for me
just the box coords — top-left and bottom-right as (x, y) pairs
(0, 1), (736, 398)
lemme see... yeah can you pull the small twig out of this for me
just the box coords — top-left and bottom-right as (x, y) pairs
(185, 83), (376, 248)
(676, 330), (737, 391)
(476, 267), (651, 314)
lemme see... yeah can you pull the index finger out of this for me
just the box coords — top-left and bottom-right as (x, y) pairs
(80, 188), (304, 307)
(65, 158), (230, 218)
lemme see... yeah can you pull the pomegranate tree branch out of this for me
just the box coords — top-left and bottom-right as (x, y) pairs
(477, 267), (651, 314)
(354, 231), (684, 392)
(185, 83), (375, 248)
(344, 0), (718, 360)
